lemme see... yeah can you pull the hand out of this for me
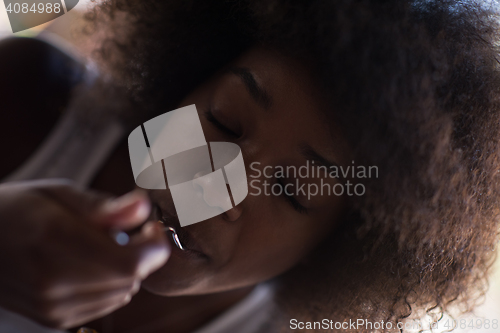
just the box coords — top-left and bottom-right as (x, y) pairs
(0, 180), (170, 329)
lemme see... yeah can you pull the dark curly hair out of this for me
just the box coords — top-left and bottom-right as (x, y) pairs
(84, 0), (500, 331)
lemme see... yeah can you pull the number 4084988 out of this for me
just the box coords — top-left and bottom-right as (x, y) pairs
(441, 318), (498, 330)
(6, 3), (62, 14)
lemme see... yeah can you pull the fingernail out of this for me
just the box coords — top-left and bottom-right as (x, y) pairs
(142, 221), (161, 237)
(100, 191), (150, 220)
(137, 222), (170, 277)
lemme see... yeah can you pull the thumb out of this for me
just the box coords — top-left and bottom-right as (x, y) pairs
(126, 221), (171, 279)
(93, 190), (151, 230)
(31, 180), (151, 231)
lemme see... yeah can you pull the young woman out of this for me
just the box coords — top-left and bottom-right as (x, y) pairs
(0, 0), (499, 332)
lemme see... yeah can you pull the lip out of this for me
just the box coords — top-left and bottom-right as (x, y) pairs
(154, 204), (210, 261)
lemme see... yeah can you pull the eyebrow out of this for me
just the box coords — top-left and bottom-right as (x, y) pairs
(225, 67), (273, 110)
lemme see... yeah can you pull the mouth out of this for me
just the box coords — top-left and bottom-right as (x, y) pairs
(154, 204), (210, 261)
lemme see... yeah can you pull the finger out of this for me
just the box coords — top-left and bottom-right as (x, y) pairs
(57, 291), (134, 329)
(37, 273), (137, 299)
(61, 281), (140, 311)
(47, 222), (170, 295)
(66, 297), (133, 330)
(30, 180), (111, 218)
(126, 221), (171, 279)
(94, 190), (151, 229)
(20, 281), (140, 329)
(33, 181), (151, 230)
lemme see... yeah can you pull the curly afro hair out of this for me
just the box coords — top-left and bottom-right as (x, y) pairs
(85, 0), (500, 331)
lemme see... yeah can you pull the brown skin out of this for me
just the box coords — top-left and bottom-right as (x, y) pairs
(86, 47), (349, 333)
(0, 47), (347, 332)
(0, 181), (170, 329)
(143, 47), (347, 296)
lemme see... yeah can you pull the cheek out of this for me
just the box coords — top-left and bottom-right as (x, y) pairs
(212, 209), (327, 288)
(222, 191), (346, 287)
(143, 181), (343, 295)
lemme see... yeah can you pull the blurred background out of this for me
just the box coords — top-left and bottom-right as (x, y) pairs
(0, 0), (93, 52)
(0, 1), (498, 332)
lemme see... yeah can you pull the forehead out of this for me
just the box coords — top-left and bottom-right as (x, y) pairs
(231, 47), (324, 107)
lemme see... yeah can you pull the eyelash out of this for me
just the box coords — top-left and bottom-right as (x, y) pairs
(204, 109), (240, 138)
(205, 109), (307, 215)
(276, 178), (309, 215)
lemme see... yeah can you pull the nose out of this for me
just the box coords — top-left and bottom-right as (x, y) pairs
(224, 202), (243, 222)
(192, 170), (243, 222)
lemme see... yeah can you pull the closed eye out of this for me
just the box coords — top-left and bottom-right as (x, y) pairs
(204, 109), (240, 138)
(276, 177), (309, 215)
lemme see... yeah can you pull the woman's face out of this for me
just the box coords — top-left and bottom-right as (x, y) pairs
(143, 47), (348, 296)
